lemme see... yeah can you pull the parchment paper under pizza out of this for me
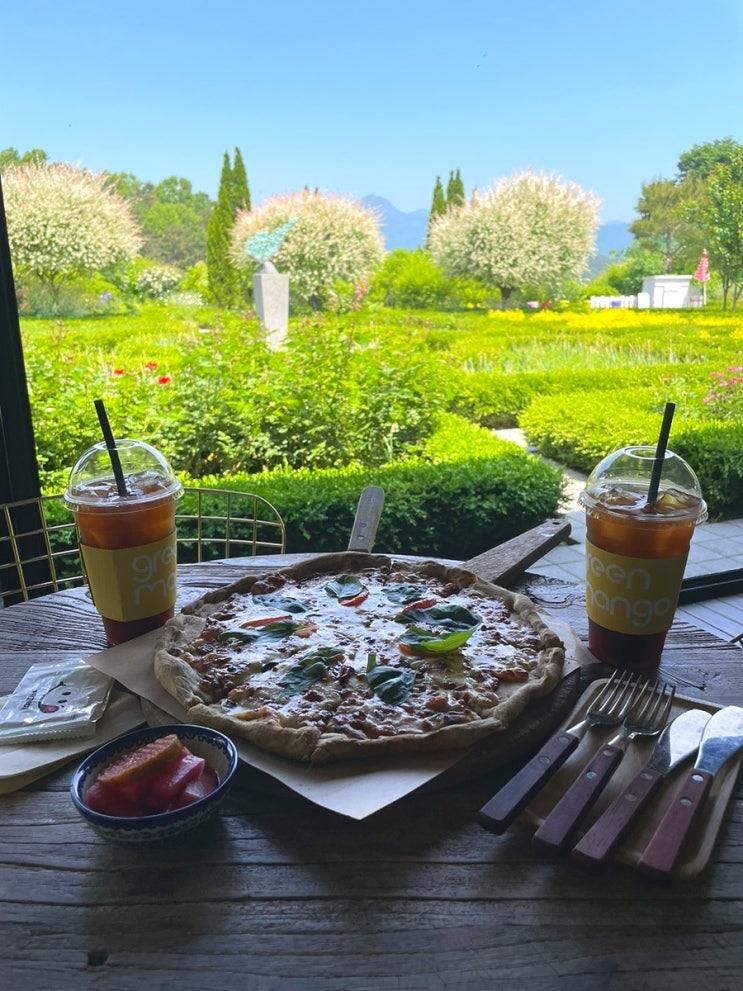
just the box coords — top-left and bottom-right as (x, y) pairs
(154, 552), (564, 763)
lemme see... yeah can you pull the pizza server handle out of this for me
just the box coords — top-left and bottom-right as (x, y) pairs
(478, 729), (581, 834)
(532, 743), (624, 854)
(637, 767), (714, 876)
(347, 486), (385, 553)
(571, 766), (665, 867)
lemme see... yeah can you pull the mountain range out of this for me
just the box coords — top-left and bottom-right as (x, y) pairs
(362, 195), (632, 272)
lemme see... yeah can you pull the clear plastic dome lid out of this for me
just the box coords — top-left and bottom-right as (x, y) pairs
(64, 439), (182, 508)
(579, 445), (707, 523)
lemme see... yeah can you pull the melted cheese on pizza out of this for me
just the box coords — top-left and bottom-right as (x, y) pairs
(174, 569), (545, 740)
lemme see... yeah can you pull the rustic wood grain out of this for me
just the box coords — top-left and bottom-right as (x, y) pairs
(2, 555), (743, 989)
(464, 517), (571, 587)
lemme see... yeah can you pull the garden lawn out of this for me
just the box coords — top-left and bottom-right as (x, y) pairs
(22, 304), (743, 546)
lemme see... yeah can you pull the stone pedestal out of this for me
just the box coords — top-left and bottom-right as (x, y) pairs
(253, 261), (289, 349)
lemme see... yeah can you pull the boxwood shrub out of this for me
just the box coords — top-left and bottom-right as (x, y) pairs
(449, 364), (715, 428)
(520, 390), (740, 517)
(194, 416), (563, 559)
(519, 390), (662, 472)
(673, 424), (743, 519)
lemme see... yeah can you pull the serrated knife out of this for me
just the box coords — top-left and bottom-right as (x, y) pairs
(572, 708), (710, 866)
(638, 705), (743, 876)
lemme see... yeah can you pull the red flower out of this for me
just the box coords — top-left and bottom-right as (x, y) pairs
(145, 361), (158, 371)
(157, 375), (171, 385)
(113, 368), (125, 377)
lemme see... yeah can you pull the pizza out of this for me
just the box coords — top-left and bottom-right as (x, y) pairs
(154, 552), (564, 763)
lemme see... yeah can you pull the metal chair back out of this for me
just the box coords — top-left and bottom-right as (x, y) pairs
(0, 488), (286, 603)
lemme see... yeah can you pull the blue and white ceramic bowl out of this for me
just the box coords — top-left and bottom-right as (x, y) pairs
(71, 724), (238, 844)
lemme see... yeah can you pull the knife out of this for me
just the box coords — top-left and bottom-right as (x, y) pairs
(638, 705), (743, 876)
(571, 708), (710, 866)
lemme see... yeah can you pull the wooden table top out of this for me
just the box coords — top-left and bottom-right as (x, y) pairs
(2, 553), (743, 990)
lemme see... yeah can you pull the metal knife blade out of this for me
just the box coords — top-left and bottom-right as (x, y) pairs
(694, 706), (743, 774)
(645, 708), (711, 775)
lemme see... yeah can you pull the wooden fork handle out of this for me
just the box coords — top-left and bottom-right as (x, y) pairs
(533, 743), (624, 853)
(478, 730), (581, 834)
(638, 768), (714, 876)
(572, 767), (664, 866)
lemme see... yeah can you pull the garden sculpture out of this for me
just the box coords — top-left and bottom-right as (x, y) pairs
(245, 218), (298, 269)
(248, 219), (298, 349)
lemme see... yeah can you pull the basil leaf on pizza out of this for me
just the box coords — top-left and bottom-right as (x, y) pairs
(252, 593), (308, 614)
(325, 575), (365, 600)
(396, 604), (481, 631)
(383, 584), (426, 605)
(366, 653), (416, 705)
(154, 553), (565, 764)
(399, 625), (477, 655)
(218, 620), (302, 645)
(278, 646), (344, 698)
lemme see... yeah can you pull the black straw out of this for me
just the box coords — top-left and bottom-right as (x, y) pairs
(646, 401), (676, 505)
(94, 399), (128, 497)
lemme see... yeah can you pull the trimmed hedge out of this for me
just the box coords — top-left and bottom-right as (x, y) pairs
(519, 390), (662, 472)
(520, 390), (740, 517)
(449, 364), (715, 428)
(194, 416), (563, 558)
(674, 424), (743, 519)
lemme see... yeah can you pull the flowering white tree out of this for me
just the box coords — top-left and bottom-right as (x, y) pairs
(2, 162), (141, 290)
(231, 190), (383, 306)
(429, 171), (600, 300)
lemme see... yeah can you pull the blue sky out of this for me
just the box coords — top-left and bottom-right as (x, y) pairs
(2, 0), (742, 220)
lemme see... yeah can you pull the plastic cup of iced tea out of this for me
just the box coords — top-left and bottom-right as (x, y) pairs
(65, 440), (182, 646)
(579, 446), (707, 670)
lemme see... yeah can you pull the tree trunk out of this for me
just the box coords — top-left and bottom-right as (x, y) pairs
(722, 278), (730, 310)
(665, 230), (673, 273)
(500, 286), (513, 307)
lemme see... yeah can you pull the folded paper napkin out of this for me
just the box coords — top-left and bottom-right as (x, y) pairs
(0, 689), (143, 794)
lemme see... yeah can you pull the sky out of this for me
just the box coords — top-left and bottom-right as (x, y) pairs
(2, 0), (742, 221)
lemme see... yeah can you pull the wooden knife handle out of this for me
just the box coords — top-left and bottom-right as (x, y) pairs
(533, 743), (625, 853)
(572, 767), (664, 866)
(478, 730), (581, 834)
(638, 768), (714, 876)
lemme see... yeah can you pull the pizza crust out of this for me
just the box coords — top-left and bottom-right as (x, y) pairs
(154, 552), (565, 763)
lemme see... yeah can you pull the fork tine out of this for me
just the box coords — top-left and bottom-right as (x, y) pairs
(615, 675), (647, 719)
(587, 670), (626, 715)
(631, 681), (657, 722)
(601, 672), (630, 716)
(605, 671), (637, 716)
(658, 684), (675, 727)
(644, 682), (667, 725)
(586, 671), (618, 715)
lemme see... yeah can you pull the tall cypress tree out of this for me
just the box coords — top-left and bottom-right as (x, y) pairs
(207, 152), (240, 307)
(427, 176), (446, 245)
(231, 146), (251, 213)
(447, 169), (465, 209)
(445, 170), (457, 207)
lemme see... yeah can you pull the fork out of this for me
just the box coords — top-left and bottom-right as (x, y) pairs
(532, 679), (673, 854)
(478, 671), (643, 835)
